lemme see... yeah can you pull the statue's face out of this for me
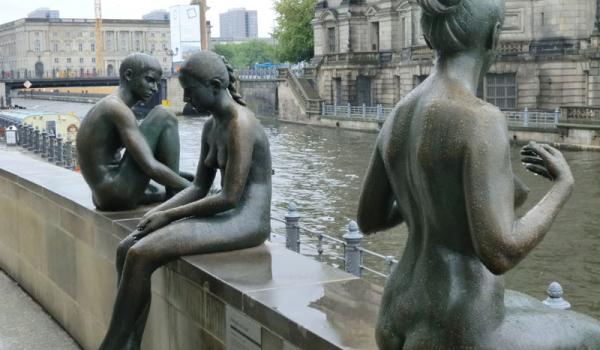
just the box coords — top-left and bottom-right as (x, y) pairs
(128, 68), (161, 102)
(182, 77), (215, 113)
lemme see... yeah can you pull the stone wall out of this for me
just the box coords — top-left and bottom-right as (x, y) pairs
(166, 76), (279, 118)
(0, 150), (380, 350)
(239, 80), (278, 117)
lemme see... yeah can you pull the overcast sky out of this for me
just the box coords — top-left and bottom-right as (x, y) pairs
(0, 0), (277, 37)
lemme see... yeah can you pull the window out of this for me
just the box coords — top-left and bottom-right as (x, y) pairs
(485, 73), (517, 110)
(53, 43), (58, 52)
(370, 22), (380, 51)
(34, 40), (40, 52)
(35, 32), (40, 37)
(79, 58), (84, 63)
(92, 58), (96, 63)
(54, 58), (59, 64)
(79, 43), (83, 52)
(135, 40), (140, 51)
(67, 58), (72, 63)
(327, 27), (336, 53)
(163, 57), (167, 62)
(91, 43), (95, 52)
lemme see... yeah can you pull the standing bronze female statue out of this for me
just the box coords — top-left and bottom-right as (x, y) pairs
(357, 0), (600, 348)
(98, 51), (272, 349)
(77, 53), (191, 211)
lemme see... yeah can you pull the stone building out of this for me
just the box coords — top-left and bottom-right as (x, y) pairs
(0, 17), (172, 79)
(311, 0), (600, 111)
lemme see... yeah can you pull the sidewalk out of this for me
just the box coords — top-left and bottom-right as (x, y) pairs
(0, 270), (80, 350)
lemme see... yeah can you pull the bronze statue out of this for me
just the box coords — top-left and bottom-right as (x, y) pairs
(357, 0), (600, 348)
(76, 53), (191, 211)
(98, 51), (272, 350)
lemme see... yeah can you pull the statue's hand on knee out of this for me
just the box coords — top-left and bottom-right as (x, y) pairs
(136, 211), (171, 236)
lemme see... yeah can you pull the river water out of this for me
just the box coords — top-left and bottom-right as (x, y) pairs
(12, 98), (600, 319)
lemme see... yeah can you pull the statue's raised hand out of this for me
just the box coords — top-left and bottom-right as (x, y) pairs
(521, 141), (573, 182)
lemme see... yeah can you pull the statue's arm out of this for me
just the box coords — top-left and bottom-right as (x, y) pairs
(357, 143), (403, 234)
(144, 120), (216, 215)
(161, 119), (253, 221)
(110, 103), (190, 190)
(464, 116), (573, 275)
(513, 175), (529, 208)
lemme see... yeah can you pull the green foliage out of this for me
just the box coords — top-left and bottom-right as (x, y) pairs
(213, 40), (278, 69)
(273, 0), (317, 62)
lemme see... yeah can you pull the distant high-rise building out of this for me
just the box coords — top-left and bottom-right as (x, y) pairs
(27, 8), (59, 19)
(143, 10), (170, 21)
(219, 8), (258, 40)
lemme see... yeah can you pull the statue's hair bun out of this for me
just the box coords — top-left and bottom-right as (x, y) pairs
(418, 0), (462, 15)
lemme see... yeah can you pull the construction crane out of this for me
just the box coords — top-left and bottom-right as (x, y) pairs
(94, 0), (105, 75)
(190, 0), (209, 50)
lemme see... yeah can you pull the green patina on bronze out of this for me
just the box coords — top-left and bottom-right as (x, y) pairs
(98, 51), (272, 350)
(76, 53), (191, 211)
(357, 0), (600, 348)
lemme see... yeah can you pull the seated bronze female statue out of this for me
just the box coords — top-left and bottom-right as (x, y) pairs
(77, 53), (191, 211)
(357, 0), (600, 348)
(98, 51), (272, 349)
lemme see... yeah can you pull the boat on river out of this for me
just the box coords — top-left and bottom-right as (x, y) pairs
(0, 110), (80, 142)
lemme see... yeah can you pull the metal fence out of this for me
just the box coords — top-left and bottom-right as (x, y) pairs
(505, 108), (559, 129)
(0, 117), (78, 170)
(323, 103), (560, 128)
(273, 202), (398, 279)
(322, 103), (393, 121)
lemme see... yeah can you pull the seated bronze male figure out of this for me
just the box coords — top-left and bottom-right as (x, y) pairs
(357, 0), (600, 348)
(98, 51), (272, 350)
(77, 53), (191, 211)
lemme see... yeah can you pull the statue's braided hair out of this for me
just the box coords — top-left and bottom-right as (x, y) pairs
(220, 56), (247, 106)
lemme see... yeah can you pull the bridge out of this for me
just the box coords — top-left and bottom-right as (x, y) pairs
(0, 76), (167, 112)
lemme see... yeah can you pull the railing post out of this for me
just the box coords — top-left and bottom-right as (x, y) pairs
(47, 133), (56, 162)
(343, 221), (363, 277)
(542, 282), (571, 310)
(322, 102), (325, 115)
(33, 128), (40, 153)
(41, 131), (48, 158)
(285, 202), (301, 253)
(334, 102), (337, 116)
(55, 136), (64, 166)
(64, 140), (73, 169)
(347, 103), (351, 118)
(16, 123), (23, 146)
(377, 104), (382, 119)
(27, 126), (34, 151)
(362, 103), (366, 118)
(554, 107), (560, 124)
(523, 107), (529, 127)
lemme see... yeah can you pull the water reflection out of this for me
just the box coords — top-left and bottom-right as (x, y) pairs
(13, 98), (600, 318)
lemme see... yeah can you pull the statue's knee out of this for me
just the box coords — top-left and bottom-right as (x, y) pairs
(116, 238), (134, 262)
(125, 245), (160, 273)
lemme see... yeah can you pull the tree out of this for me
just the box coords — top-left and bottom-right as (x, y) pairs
(273, 0), (317, 63)
(213, 40), (277, 69)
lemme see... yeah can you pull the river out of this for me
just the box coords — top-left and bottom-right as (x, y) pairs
(12, 98), (600, 319)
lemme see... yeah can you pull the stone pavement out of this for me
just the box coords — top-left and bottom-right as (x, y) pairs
(0, 270), (80, 350)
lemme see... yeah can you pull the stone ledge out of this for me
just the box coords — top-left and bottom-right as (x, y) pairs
(0, 148), (380, 350)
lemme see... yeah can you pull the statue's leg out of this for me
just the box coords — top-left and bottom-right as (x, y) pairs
(138, 106), (182, 198)
(99, 214), (268, 350)
(111, 106), (181, 208)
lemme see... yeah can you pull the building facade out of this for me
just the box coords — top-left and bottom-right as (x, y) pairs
(0, 17), (172, 79)
(219, 8), (258, 40)
(312, 0), (600, 111)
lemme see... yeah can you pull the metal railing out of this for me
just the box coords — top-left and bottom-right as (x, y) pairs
(505, 108), (559, 129)
(273, 202), (398, 279)
(323, 103), (561, 128)
(322, 103), (393, 121)
(237, 68), (279, 80)
(0, 116), (78, 170)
